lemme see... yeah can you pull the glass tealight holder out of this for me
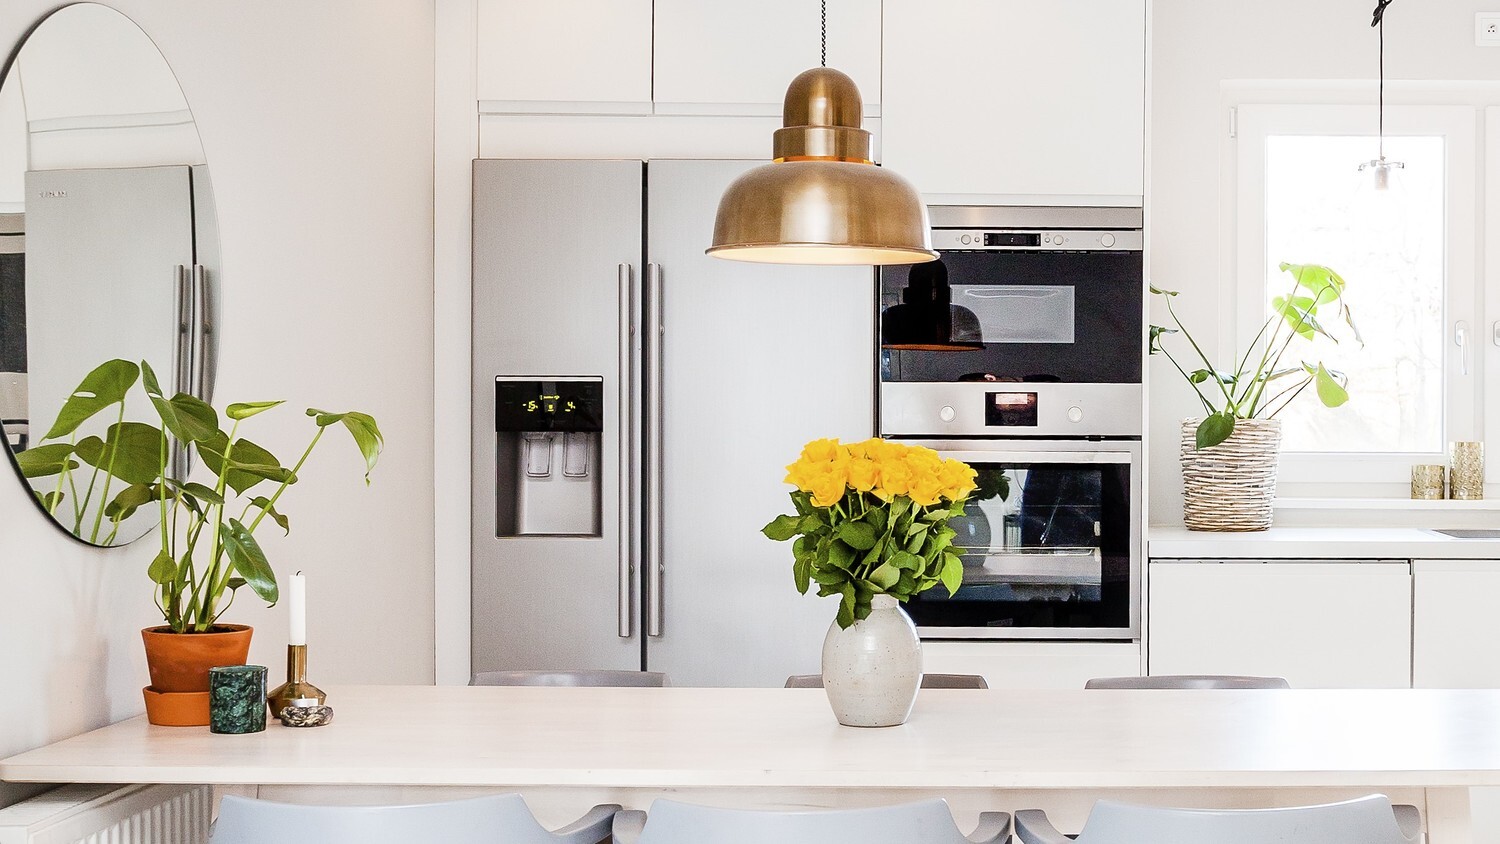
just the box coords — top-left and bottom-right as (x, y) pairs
(1410, 465), (1446, 500)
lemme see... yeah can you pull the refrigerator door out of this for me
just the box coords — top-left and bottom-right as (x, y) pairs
(23, 166), (192, 438)
(644, 160), (875, 686)
(472, 159), (643, 674)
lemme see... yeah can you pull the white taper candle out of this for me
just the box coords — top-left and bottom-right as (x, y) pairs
(288, 572), (307, 646)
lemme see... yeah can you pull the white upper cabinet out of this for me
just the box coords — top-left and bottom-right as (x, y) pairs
(476, 0), (653, 114)
(881, 0), (1146, 204)
(652, 0), (882, 116)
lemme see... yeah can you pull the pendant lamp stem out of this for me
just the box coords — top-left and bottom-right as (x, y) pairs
(1378, 16), (1385, 160)
(820, 0), (827, 67)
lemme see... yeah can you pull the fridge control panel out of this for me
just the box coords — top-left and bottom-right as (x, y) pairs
(495, 377), (604, 433)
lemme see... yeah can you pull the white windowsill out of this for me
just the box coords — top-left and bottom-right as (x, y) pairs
(1274, 497), (1500, 510)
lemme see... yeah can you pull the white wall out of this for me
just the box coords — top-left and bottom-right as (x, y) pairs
(1149, 0), (1497, 524)
(0, 0), (435, 806)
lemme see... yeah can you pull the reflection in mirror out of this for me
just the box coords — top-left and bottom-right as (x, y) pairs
(0, 3), (220, 545)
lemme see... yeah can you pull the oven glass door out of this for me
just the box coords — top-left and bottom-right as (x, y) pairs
(904, 449), (1135, 637)
(880, 250), (1143, 383)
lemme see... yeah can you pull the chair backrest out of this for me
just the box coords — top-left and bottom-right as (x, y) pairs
(1074, 795), (1416, 844)
(210, 794), (567, 844)
(1084, 674), (1290, 689)
(471, 670), (668, 687)
(784, 673), (988, 689)
(635, 798), (974, 844)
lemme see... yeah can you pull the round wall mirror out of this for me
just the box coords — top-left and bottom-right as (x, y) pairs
(0, 3), (220, 546)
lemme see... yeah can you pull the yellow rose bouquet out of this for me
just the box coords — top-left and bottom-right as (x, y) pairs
(762, 437), (978, 629)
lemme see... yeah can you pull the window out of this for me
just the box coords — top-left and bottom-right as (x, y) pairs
(1234, 103), (1478, 492)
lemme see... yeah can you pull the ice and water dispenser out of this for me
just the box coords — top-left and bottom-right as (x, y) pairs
(493, 377), (604, 537)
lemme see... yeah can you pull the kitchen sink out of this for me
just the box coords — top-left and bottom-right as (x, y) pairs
(1430, 528), (1500, 539)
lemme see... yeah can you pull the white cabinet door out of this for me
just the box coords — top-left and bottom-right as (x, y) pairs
(881, 0), (1145, 203)
(652, 0), (881, 116)
(1148, 561), (1412, 689)
(476, 0), (652, 114)
(1414, 559), (1500, 687)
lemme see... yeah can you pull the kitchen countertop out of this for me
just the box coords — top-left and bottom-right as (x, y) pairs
(1149, 526), (1500, 560)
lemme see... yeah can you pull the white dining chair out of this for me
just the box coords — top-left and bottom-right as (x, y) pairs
(470, 669), (668, 687)
(612, 798), (1009, 844)
(1014, 794), (1419, 844)
(1084, 674), (1290, 689)
(209, 794), (618, 844)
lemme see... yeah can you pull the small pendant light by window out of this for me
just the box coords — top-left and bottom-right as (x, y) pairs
(881, 260), (984, 351)
(1357, 0), (1406, 192)
(707, 1), (937, 265)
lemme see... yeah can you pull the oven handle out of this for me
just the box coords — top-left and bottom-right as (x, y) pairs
(935, 450), (1132, 465)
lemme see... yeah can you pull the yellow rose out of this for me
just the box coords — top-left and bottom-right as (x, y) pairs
(938, 459), (978, 500)
(846, 458), (878, 492)
(800, 438), (843, 464)
(908, 475), (946, 507)
(783, 458), (818, 492)
(874, 459), (913, 501)
(808, 466), (848, 508)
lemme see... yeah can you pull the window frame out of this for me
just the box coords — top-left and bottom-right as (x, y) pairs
(1232, 102), (1478, 493)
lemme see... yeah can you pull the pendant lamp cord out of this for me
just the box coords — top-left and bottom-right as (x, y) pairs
(1372, 0), (1394, 161)
(820, 0), (827, 67)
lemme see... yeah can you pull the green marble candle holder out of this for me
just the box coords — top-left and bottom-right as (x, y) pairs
(209, 664), (268, 734)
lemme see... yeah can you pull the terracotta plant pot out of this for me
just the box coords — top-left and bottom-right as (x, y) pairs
(141, 624), (253, 726)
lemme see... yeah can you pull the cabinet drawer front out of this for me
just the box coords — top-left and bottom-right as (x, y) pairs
(1414, 559), (1500, 688)
(1148, 562), (1412, 689)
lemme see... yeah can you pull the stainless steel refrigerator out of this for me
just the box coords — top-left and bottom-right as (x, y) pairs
(471, 159), (874, 686)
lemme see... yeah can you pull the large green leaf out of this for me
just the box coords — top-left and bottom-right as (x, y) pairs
(33, 490), (64, 511)
(147, 549), (177, 585)
(1195, 412), (1237, 450)
(199, 433), (294, 495)
(104, 483), (155, 521)
(249, 496), (290, 535)
(307, 408), (384, 483)
(75, 422), (167, 484)
(1271, 295), (1328, 341)
(220, 518), (278, 604)
(869, 562), (901, 589)
(41, 360), (139, 441)
(1313, 363), (1350, 408)
(13, 443), (78, 478)
(939, 552), (964, 597)
(154, 393), (220, 445)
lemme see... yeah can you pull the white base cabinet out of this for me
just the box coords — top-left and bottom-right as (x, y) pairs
(1414, 559), (1500, 688)
(1148, 560), (1412, 689)
(922, 640), (1141, 690)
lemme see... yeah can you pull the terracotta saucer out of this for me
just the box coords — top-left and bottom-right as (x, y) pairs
(142, 686), (210, 727)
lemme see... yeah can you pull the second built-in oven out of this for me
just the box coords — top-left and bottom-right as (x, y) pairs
(894, 440), (1142, 640)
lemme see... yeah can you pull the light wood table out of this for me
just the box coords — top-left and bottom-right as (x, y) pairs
(4, 686), (1499, 840)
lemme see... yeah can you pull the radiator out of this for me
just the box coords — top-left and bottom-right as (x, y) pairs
(0, 784), (211, 844)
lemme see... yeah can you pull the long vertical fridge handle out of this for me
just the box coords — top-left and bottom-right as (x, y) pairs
(173, 265), (193, 396)
(646, 262), (665, 638)
(191, 265), (214, 401)
(617, 263), (636, 638)
(170, 265), (193, 479)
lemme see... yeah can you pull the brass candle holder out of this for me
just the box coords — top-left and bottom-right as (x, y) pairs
(267, 644), (326, 719)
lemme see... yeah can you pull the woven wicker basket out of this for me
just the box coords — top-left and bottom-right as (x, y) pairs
(1180, 417), (1282, 532)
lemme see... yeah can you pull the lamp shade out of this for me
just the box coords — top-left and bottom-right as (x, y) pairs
(708, 68), (936, 266)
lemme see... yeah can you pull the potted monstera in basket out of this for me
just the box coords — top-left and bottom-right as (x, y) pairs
(763, 438), (976, 727)
(1151, 263), (1357, 531)
(29, 359), (383, 725)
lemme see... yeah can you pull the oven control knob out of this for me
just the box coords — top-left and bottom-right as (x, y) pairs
(1067, 406), (1084, 423)
(939, 406), (957, 423)
(960, 234), (972, 245)
(1099, 233), (1117, 248)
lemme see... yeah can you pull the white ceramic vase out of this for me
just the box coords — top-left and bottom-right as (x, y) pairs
(820, 594), (922, 727)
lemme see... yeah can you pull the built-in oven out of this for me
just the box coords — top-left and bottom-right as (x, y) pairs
(879, 206), (1144, 438)
(894, 439), (1141, 640)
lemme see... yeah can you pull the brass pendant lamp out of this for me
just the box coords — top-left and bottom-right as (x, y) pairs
(707, 2), (936, 265)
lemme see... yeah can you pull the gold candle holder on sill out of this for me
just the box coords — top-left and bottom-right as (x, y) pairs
(267, 644), (326, 719)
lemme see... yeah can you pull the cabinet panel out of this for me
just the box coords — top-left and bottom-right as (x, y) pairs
(923, 641), (1141, 690)
(1414, 559), (1500, 687)
(1148, 561), (1412, 689)
(653, 0), (881, 115)
(881, 0), (1145, 201)
(476, 0), (652, 113)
